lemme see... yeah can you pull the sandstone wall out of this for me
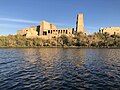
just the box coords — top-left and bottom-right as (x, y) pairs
(100, 27), (120, 35)
(17, 26), (38, 37)
(76, 14), (85, 33)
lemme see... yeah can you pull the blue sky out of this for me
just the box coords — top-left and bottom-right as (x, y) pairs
(0, 0), (120, 35)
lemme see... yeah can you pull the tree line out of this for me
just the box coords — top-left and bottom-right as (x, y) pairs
(0, 32), (120, 48)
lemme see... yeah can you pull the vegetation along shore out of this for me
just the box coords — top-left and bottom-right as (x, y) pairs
(0, 32), (120, 48)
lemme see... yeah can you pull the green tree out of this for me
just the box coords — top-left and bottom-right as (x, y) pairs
(58, 35), (69, 47)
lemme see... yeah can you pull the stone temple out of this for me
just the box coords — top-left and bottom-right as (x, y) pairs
(17, 14), (86, 39)
(76, 14), (85, 33)
(99, 27), (120, 35)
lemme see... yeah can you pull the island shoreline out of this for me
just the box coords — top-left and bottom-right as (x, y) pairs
(0, 46), (120, 49)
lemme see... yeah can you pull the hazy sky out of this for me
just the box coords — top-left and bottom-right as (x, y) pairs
(0, 0), (120, 35)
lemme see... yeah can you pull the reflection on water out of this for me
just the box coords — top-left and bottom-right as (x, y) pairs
(0, 48), (120, 90)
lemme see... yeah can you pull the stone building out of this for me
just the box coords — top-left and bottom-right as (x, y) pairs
(99, 27), (120, 35)
(17, 14), (86, 39)
(17, 26), (39, 37)
(38, 21), (74, 39)
(76, 14), (85, 32)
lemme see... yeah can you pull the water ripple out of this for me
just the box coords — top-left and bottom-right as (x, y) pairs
(0, 48), (120, 90)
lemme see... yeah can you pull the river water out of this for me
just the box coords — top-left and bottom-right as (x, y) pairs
(0, 48), (120, 90)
